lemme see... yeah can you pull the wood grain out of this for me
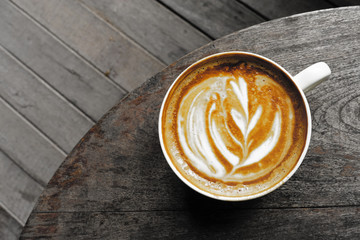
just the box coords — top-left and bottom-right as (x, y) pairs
(12, 0), (165, 92)
(79, 0), (211, 64)
(21, 6), (360, 239)
(22, 207), (360, 239)
(240, 0), (334, 19)
(0, 97), (66, 186)
(0, 46), (94, 153)
(0, 150), (43, 225)
(0, 0), (126, 121)
(30, 6), (360, 212)
(159, 0), (264, 39)
(0, 206), (22, 240)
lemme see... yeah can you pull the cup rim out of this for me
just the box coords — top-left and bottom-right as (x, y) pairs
(158, 51), (312, 201)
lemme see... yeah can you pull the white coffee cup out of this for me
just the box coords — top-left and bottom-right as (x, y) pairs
(159, 51), (331, 201)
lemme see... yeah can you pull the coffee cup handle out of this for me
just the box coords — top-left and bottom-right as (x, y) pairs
(293, 62), (331, 92)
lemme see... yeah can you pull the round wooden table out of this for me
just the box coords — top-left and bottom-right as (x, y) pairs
(22, 7), (360, 239)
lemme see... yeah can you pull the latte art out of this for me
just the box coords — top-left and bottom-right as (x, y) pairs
(178, 73), (294, 183)
(161, 55), (307, 197)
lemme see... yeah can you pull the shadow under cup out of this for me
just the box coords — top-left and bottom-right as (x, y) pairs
(159, 52), (310, 201)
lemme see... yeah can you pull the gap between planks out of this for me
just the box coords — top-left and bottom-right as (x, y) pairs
(0, 205), (22, 240)
(0, 95), (63, 224)
(78, 0), (167, 67)
(0, 200), (24, 226)
(0, 147), (43, 224)
(12, 0), (166, 93)
(1, 0), (128, 122)
(0, 95), (67, 159)
(158, 0), (267, 40)
(0, 43), (96, 126)
(235, 0), (270, 20)
(79, 0), (211, 64)
(8, 0), (129, 94)
(155, 0), (216, 40)
(0, 43), (94, 154)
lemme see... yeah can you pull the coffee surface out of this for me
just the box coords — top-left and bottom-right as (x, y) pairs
(161, 54), (308, 198)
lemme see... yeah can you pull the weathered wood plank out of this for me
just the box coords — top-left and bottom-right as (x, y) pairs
(0, 0), (126, 121)
(0, 150), (43, 225)
(0, 206), (22, 240)
(240, 0), (334, 19)
(159, 0), (264, 39)
(22, 207), (360, 239)
(0, 97), (66, 186)
(0, 46), (94, 153)
(79, 0), (211, 64)
(30, 7), (360, 215)
(12, 0), (165, 92)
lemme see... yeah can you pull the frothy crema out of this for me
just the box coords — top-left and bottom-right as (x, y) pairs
(161, 54), (307, 198)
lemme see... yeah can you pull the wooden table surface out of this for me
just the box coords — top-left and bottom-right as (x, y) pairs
(21, 7), (360, 239)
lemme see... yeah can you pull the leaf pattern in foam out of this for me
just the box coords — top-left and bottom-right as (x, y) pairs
(178, 74), (282, 180)
(228, 76), (281, 169)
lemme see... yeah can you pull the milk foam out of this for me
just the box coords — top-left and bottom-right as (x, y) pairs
(177, 74), (291, 183)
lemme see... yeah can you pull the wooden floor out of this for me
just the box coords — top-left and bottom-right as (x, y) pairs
(0, 0), (357, 238)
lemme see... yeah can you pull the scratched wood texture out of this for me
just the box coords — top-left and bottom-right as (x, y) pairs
(21, 7), (360, 239)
